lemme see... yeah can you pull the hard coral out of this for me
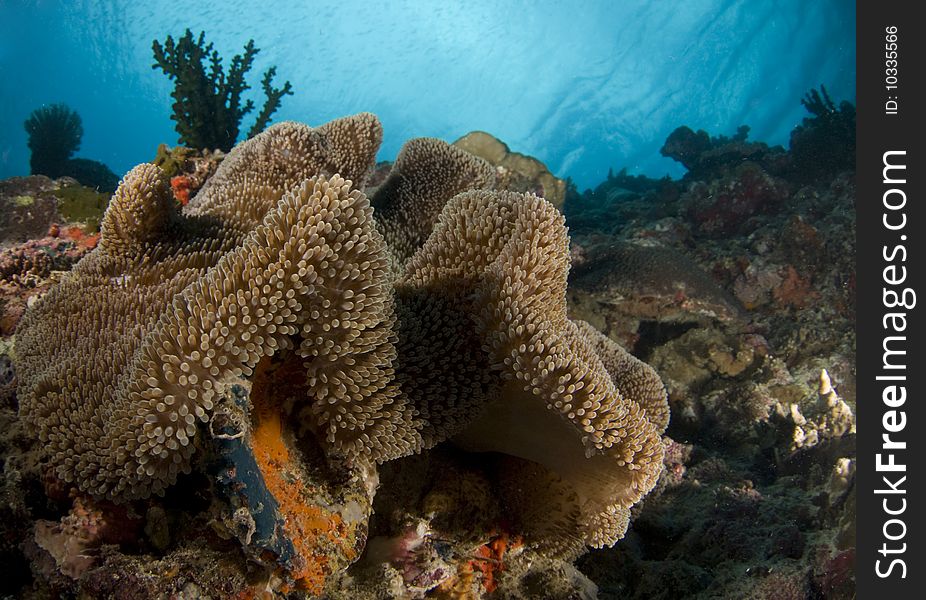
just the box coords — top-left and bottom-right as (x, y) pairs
(682, 162), (791, 237)
(33, 495), (142, 579)
(661, 124), (785, 181)
(568, 241), (744, 349)
(453, 130), (567, 208)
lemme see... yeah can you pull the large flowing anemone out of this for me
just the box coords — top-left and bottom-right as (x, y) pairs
(396, 190), (668, 555)
(15, 114), (409, 499)
(16, 113), (668, 559)
(371, 137), (497, 268)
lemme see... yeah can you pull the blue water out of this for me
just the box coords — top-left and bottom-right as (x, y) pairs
(0, 0), (854, 190)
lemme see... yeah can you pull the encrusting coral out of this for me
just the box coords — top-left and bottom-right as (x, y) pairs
(453, 130), (568, 209)
(15, 113), (668, 565)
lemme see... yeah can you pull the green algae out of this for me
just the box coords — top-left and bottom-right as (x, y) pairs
(53, 184), (109, 232)
(153, 143), (196, 178)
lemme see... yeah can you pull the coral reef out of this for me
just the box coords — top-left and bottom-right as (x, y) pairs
(60, 157), (120, 193)
(32, 495), (142, 579)
(0, 176), (61, 243)
(152, 143), (225, 205)
(338, 447), (602, 599)
(680, 162), (792, 238)
(23, 105), (119, 192)
(210, 380), (375, 593)
(657, 86), (855, 188)
(152, 29), (294, 151)
(3, 87), (856, 598)
(563, 92), (856, 599)
(1, 176), (102, 336)
(567, 241), (745, 349)
(660, 124), (789, 182)
(771, 369), (855, 454)
(52, 182), (110, 233)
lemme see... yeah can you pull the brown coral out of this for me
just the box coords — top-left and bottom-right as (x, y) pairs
(453, 130), (567, 208)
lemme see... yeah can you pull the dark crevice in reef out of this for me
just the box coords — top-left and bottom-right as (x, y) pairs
(634, 320), (699, 361)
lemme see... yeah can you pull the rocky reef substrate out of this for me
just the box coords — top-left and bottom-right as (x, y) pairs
(566, 101), (855, 599)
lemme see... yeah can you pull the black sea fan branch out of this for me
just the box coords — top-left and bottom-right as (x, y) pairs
(800, 85), (837, 118)
(247, 67), (294, 139)
(152, 30), (292, 151)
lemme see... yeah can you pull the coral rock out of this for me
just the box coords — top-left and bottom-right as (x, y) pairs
(776, 369), (855, 453)
(681, 162), (791, 237)
(0, 176), (61, 243)
(454, 130), (567, 209)
(568, 241), (744, 348)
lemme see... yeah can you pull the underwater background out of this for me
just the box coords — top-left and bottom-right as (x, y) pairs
(0, 1), (857, 599)
(1, 0), (854, 188)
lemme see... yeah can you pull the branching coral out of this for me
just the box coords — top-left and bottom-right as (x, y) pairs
(152, 30), (294, 151)
(16, 114), (668, 560)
